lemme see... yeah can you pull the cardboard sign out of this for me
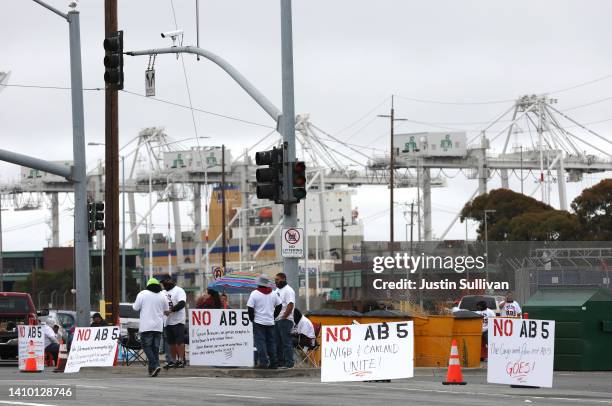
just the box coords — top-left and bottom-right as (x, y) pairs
(18, 325), (45, 372)
(321, 321), (414, 382)
(281, 227), (304, 258)
(64, 327), (120, 373)
(487, 318), (556, 388)
(189, 309), (253, 367)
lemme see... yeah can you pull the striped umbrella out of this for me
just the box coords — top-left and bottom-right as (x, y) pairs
(208, 271), (272, 294)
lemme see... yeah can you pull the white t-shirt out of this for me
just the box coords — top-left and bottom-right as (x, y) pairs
(295, 316), (316, 339)
(247, 290), (281, 326)
(42, 324), (58, 348)
(476, 308), (496, 332)
(500, 301), (522, 317)
(164, 286), (187, 326)
(275, 285), (295, 322)
(133, 289), (169, 333)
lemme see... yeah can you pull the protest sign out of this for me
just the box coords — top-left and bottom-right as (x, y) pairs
(64, 326), (120, 373)
(189, 309), (253, 367)
(18, 325), (44, 372)
(321, 321), (414, 382)
(487, 318), (556, 388)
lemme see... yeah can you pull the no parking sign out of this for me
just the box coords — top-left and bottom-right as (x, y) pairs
(281, 227), (304, 258)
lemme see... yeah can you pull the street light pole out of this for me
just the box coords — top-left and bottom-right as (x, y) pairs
(483, 209), (496, 286)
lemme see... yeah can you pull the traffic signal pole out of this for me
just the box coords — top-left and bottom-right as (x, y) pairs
(104, 0), (120, 325)
(280, 0), (299, 296)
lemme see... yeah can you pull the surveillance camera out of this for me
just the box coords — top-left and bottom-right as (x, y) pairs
(161, 29), (184, 39)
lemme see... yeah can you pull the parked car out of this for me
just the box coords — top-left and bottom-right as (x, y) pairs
(456, 295), (501, 315)
(0, 292), (42, 360)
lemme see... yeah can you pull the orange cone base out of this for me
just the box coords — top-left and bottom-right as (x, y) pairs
(442, 381), (467, 385)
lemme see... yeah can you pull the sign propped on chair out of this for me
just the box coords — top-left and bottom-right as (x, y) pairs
(64, 326), (120, 373)
(189, 309), (253, 367)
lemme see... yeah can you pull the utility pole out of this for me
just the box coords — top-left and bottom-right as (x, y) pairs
(104, 0), (120, 325)
(0, 197), (3, 291)
(484, 209), (496, 287)
(221, 144), (227, 270)
(378, 95), (407, 246)
(335, 217), (346, 300)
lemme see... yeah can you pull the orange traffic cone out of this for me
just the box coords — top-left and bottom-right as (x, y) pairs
(442, 339), (466, 385)
(22, 344), (41, 373)
(53, 340), (68, 373)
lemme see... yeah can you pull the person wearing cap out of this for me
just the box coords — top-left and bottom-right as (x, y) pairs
(133, 277), (170, 377)
(247, 274), (282, 369)
(90, 313), (108, 327)
(160, 275), (187, 369)
(42, 318), (60, 364)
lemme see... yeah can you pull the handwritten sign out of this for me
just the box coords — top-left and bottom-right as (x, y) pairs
(487, 318), (555, 388)
(18, 325), (45, 372)
(189, 309), (253, 367)
(321, 321), (414, 382)
(64, 327), (120, 373)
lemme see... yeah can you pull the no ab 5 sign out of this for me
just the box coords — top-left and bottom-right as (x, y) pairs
(281, 227), (304, 258)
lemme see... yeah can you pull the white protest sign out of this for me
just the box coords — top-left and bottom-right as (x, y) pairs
(189, 309), (253, 367)
(487, 318), (555, 388)
(64, 326), (120, 373)
(321, 321), (414, 382)
(281, 227), (304, 258)
(18, 325), (45, 372)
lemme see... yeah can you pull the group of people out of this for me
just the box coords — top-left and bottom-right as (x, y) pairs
(474, 291), (523, 360)
(132, 275), (187, 377)
(245, 272), (315, 369)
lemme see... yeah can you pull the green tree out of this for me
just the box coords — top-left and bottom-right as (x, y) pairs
(506, 210), (583, 241)
(571, 179), (612, 241)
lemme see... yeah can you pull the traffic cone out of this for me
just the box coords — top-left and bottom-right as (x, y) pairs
(23, 349), (40, 373)
(53, 340), (68, 373)
(442, 339), (466, 385)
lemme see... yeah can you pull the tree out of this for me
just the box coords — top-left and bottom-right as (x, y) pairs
(507, 210), (583, 241)
(460, 189), (558, 240)
(571, 179), (612, 241)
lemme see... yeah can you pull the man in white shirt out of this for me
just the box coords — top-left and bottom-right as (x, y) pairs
(247, 275), (282, 369)
(499, 291), (522, 318)
(292, 308), (316, 348)
(274, 272), (295, 368)
(160, 275), (187, 369)
(133, 277), (169, 377)
(42, 318), (59, 364)
(475, 301), (496, 361)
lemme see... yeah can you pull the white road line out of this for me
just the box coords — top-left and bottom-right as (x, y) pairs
(0, 401), (57, 406)
(214, 394), (273, 400)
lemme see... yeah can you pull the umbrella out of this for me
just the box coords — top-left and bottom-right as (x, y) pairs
(208, 272), (271, 294)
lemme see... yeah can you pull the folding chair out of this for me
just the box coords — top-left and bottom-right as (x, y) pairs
(120, 328), (147, 366)
(293, 323), (321, 368)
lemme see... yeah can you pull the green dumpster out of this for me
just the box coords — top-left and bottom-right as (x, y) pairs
(524, 288), (612, 371)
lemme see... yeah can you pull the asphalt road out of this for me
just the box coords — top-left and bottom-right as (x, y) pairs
(0, 367), (611, 406)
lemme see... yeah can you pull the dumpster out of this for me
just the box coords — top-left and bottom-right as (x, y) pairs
(413, 315), (454, 367)
(360, 309), (413, 324)
(524, 288), (612, 371)
(452, 310), (483, 368)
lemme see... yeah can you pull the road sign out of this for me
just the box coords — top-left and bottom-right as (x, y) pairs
(212, 266), (225, 280)
(145, 69), (155, 97)
(281, 227), (304, 258)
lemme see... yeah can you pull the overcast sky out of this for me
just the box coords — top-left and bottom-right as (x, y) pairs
(1, 0), (611, 251)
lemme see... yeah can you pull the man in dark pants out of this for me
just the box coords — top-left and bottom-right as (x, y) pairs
(274, 272), (295, 368)
(133, 278), (169, 377)
(247, 275), (282, 369)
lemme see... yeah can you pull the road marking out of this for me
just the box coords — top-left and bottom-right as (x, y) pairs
(214, 394), (273, 400)
(0, 401), (57, 406)
(76, 385), (109, 389)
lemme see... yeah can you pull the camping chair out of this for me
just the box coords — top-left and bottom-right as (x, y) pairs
(120, 328), (147, 366)
(293, 323), (321, 368)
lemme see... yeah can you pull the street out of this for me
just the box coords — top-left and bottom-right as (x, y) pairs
(0, 367), (611, 405)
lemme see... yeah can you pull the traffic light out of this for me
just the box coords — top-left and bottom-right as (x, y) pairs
(255, 147), (283, 203)
(292, 161), (307, 201)
(94, 202), (105, 231)
(103, 30), (123, 90)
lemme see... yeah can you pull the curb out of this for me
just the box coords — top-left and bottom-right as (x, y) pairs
(81, 366), (321, 378)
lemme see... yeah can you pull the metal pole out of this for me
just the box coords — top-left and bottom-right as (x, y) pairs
(194, 184), (202, 292)
(520, 146), (524, 194)
(121, 156), (126, 302)
(68, 10), (91, 327)
(0, 197), (3, 291)
(390, 97), (395, 245)
(204, 160), (209, 290)
(280, 0), (299, 298)
(340, 216), (345, 300)
(221, 145), (227, 270)
(148, 171), (153, 279)
(304, 197), (309, 311)
(100, 235), (104, 301)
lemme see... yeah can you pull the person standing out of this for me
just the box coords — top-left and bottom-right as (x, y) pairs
(160, 275), (187, 368)
(247, 275), (282, 369)
(499, 291), (522, 318)
(133, 277), (169, 377)
(475, 300), (496, 360)
(274, 272), (295, 368)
